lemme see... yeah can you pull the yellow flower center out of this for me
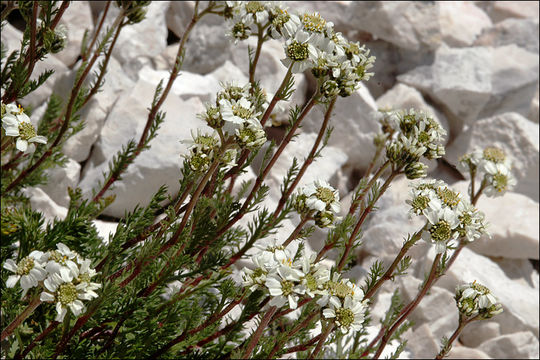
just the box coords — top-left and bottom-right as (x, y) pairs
(302, 13), (326, 33)
(57, 283), (78, 305)
(18, 121), (37, 140)
(483, 147), (506, 163)
(335, 307), (355, 328)
(16, 256), (35, 276)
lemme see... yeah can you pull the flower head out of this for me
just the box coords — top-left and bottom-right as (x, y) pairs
(4, 251), (47, 297)
(1, 102), (47, 152)
(455, 281), (503, 319)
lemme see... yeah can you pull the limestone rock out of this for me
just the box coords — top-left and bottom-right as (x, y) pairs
(261, 132), (348, 202)
(284, 1), (353, 33)
(446, 113), (539, 201)
(92, 219), (118, 245)
(38, 158), (81, 208)
(78, 76), (208, 218)
(21, 187), (68, 224)
(345, 2), (441, 52)
(530, 84), (539, 123)
(103, 2), (170, 77)
(475, 18), (539, 54)
(459, 321), (502, 348)
(439, 2), (492, 47)
(403, 323), (440, 359)
(208, 60), (248, 86)
(478, 331), (539, 359)
(303, 84), (378, 172)
(452, 181), (539, 260)
(479, 1), (540, 23)
(56, 1), (93, 66)
(398, 45), (539, 133)
(427, 247), (539, 337)
(447, 345), (491, 359)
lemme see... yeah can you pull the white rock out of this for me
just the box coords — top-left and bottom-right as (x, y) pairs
(104, 2), (169, 77)
(182, 21), (233, 74)
(446, 112), (539, 201)
(530, 84), (539, 123)
(493, 258), (539, 290)
(475, 18), (539, 53)
(427, 247), (539, 337)
(56, 1), (93, 66)
(38, 158), (81, 208)
(0, 22), (22, 55)
(403, 323), (440, 359)
(78, 77), (208, 218)
(138, 66), (220, 103)
(452, 181), (539, 260)
(92, 219), (118, 245)
(459, 321), (502, 348)
(261, 132), (348, 202)
(376, 83), (450, 146)
(447, 345), (491, 359)
(478, 331), (539, 359)
(303, 84), (378, 171)
(398, 45), (539, 131)
(165, 1), (196, 39)
(208, 60), (248, 86)
(439, 2), (492, 47)
(399, 276), (458, 341)
(345, 2), (441, 51)
(21, 187), (68, 224)
(481, 1), (540, 23)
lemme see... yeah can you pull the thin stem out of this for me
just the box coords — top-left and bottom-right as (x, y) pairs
(308, 322), (334, 359)
(362, 227), (425, 301)
(373, 253), (442, 359)
(1, 296), (42, 341)
(273, 96), (337, 218)
(248, 25), (264, 84)
(472, 179), (486, 206)
(17, 321), (59, 359)
(92, 2), (212, 202)
(81, 1), (111, 62)
(283, 334), (322, 355)
(435, 315), (470, 360)
(267, 312), (319, 358)
(241, 306), (278, 359)
(5, 11), (126, 193)
(281, 215), (310, 247)
(336, 169), (399, 272)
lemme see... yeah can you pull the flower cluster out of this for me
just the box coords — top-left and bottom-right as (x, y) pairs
(186, 82), (268, 170)
(455, 281), (503, 319)
(294, 180), (341, 228)
(407, 179), (489, 253)
(218, 2), (375, 99)
(458, 146), (516, 197)
(242, 242), (368, 334)
(1, 102), (47, 152)
(3, 243), (101, 322)
(377, 108), (446, 178)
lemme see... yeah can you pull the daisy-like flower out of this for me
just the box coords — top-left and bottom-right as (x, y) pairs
(268, 6), (300, 39)
(40, 269), (97, 322)
(265, 265), (305, 309)
(455, 281), (503, 319)
(298, 248), (330, 297)
(235, 118), (267, 150)
(421, 206), (460, 254)
(322, 295), (367, 334)
(1, 103), (47, 152)
(73, 258), (101, 296)
(220, 97), (260, 135)
(282, 30), (318, 73)
(455, 199), (489, 242)
(44, 243), (80, 279)
(3, 251), (47, 297)
(483, 162), (516, 197)
(406, 186), (442, 218)
(181, 130), (220, 153)
(241, 1), (269, 25)
(295, 180), (341, 228)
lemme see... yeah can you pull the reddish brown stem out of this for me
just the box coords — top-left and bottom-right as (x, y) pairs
(308, 322), (334, 359)
(283, 334), (322, 355)
(1, 296), (42, 341)
(268, 311), (319, 358)
(373, 254), (442, 359)
(18, 321), (59, 359)
(241, 306), (278, 359)
(82, 1), (111, 62)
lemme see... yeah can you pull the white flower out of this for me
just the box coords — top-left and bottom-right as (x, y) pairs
(3, 251), (47, 297)
(455, 200), (489, 242)
(282, 30), (318, 73)
(422, 206), (460, 254)
(298, 248), (330, 297)
(322, 295), (367, 334)
(302, 180), (340, 214)
(44, 242), (79, 278)
(455, 281), (503, 319)
(269, 7), (300, 39)
(235, 118), (266, 149)
(40, 270), (95, 322)
(219, 97), (260, 135)
(483, 162), (516, 197)
(265, 265), (305, 309)
(1, 103), (47, 152)
(242, 251), (277, 291)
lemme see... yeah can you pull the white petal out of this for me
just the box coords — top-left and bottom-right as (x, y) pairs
(55, 307), (67, 322)
(288, 295), (298, 309)
(29, 135), (47, 144)
(6, 275), (20, 288)
(16, 139), (28, 152)
(40, 291), (55, 302)
(322, 308), (335, 318)
(3, 259), (18, 272)
(20, 275), (35, 290)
